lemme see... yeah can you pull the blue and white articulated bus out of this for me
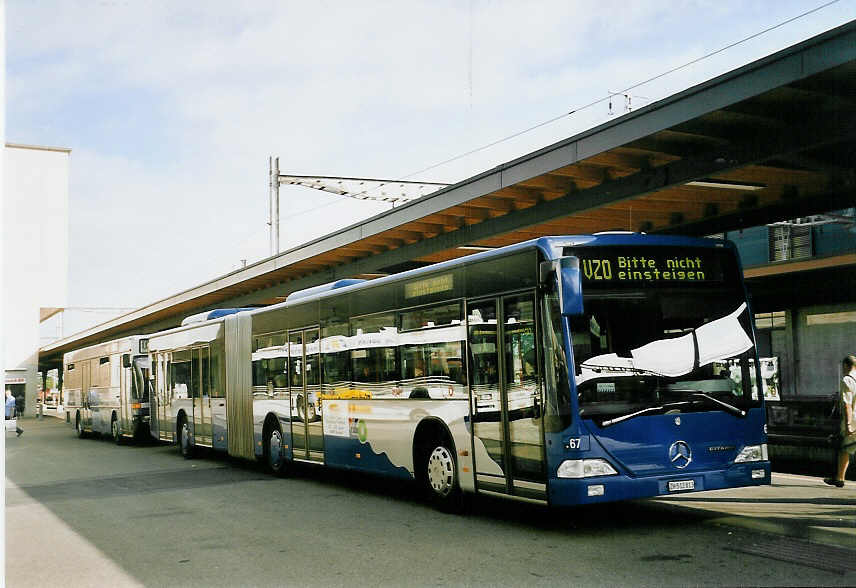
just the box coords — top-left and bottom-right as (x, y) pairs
(128, 234), (769, 509)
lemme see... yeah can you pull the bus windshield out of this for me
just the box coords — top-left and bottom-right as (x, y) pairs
(569, 283), (759, 425)
(131, 356), (151, 401)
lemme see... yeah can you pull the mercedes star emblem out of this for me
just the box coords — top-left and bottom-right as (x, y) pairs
(669, 440), (692, 469)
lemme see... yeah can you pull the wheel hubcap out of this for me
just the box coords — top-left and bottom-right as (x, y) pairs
(269, 430), (282, 468)
(427, 446), (455, 497)
(182, 424), (190, 451)
(113, 421), (118, 438)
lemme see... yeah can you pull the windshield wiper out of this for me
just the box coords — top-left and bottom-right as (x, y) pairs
(601, 401), (693, 427)
(670, 389), (746, 417)
(691, 391), (746, 417)
(599, 391), (746, 427)
(581, 364), (669, 377)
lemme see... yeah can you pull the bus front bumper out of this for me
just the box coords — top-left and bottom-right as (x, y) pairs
(547, 461), (771, 507)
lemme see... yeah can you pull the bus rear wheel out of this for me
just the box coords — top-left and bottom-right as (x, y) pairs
(265, 424), (288, 476)
(179, 417), (194, 459)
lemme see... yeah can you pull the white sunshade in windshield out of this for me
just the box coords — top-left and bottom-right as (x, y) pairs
(577, 303), (753, 384)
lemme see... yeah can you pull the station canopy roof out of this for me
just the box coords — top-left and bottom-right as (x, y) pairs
(40, 21), (856, 367)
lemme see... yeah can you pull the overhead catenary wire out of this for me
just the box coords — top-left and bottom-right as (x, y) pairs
(280, 1), (843, 216)
(278, 174), (449, 203)
(396, 0), (843, 182)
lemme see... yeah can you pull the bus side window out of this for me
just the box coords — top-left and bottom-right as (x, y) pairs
(350, 313), (397, 389)
(399, 302), (466, 398)
(170, 350), (192, 399)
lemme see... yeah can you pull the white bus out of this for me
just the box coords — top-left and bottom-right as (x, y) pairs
(63, 335), (151, 443)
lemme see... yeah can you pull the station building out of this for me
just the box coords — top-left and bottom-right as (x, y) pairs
(727, 214), (856, 399)
(3, 143), (70, 417)
(724, 212), (856, 469)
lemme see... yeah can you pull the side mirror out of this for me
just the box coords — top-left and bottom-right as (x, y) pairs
(122, 354), (132, 368)
(540, 257), (584, 316)
(558, 256), (584, 316)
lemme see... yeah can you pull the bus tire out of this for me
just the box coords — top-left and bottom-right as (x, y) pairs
(264, 419), (288, 476)
(75, 412), (87, 439)
(422, 438), (466, 513)
(111, 414), (124, 445)
(178, 414), (194, 459)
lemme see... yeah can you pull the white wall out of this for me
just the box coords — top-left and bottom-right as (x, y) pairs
(3, 144), (70, 416)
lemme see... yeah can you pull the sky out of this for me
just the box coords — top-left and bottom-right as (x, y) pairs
(6, 0), (856, 329)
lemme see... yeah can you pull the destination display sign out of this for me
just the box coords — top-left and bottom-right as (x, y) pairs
(566, 246), (730, 286)
(404, 273), (453, 299)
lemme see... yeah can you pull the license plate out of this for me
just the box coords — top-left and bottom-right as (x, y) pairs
(668, 479), (695, 492)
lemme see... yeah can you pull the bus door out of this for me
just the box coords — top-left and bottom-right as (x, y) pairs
(289, 328), (324, 463)
(160, 353), (171, 442)
(192, 347), (213, 446)
(90, 360), (101, 431)
(81, 360), (91, 428)
(120, 360), (130, 433)
(468, 293), (546, 501)
(150, 353), (162, 439)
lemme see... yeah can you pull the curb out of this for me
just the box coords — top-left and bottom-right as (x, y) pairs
(703, 514), (856, 550)
(649, 497), (856, 551)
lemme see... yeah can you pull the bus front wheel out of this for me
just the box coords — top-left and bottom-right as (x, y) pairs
(75, 413), (87, 439)
(423, 440), (466, 513)
(111, 415), (123, 445)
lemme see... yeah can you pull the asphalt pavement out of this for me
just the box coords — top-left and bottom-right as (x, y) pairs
(6, 411), (856, 585)
(655, 471), (856, 550)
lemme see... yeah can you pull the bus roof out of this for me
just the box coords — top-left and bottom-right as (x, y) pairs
(63, 334), (146, 363)
(181, 308), (257, 326)
(248, 234), (733, 316)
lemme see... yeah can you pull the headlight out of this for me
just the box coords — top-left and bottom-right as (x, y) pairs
(557, 458), (618, 478)
(734, 444), (768, 463)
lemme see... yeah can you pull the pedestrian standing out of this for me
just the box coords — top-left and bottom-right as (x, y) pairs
(824, 355), (856, 487)
(5, 388), (23, 437)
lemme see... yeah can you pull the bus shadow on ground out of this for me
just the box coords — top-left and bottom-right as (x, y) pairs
(7, 420), (715, 542)
(6, 462), (271, 506)
(252, 457), (719, 538)
(9, 442), (705, 541)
